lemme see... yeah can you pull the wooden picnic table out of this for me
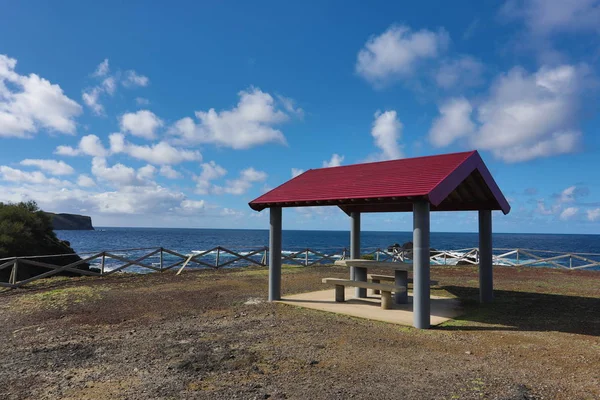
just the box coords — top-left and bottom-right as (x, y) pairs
(334, 259), (412, 304)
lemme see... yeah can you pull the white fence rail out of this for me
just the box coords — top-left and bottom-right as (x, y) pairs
(1, 246), (598, 289)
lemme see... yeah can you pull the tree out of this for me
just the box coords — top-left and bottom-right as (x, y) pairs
(0, 201), (61, 258)
(0, 201), (88, 282)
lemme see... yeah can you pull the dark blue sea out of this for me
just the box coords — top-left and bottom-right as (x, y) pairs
(55, 228), (600, 255)
(55, 228), (600, 272)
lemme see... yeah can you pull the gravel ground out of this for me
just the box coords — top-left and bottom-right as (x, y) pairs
(0, 265), (599, 399)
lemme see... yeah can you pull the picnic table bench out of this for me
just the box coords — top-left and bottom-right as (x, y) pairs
(321, 278), (406, 310)
(368, 274), (439, 294)
(334, 259), (412, 304)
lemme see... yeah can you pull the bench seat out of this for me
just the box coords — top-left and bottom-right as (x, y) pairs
(322, 278), (406, 309)
(367, 274), (439, 295)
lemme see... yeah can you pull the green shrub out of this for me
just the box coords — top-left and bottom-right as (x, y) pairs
(0, 201), (61, 258)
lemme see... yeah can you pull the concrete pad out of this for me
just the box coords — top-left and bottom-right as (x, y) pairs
(278, 287), (463, 327)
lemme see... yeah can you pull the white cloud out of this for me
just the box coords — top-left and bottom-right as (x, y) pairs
(93, 59), (110, 77)
(475, 65), (585, 162)
(587, 208), (600, 221)
(102, 76), (116, 95)
(371, 110), (403, 160)
(429, 64), (589, 162)
(93, 185), (184, 214)
(536, 185), (589, 218)
(429, 98), (475, 147)
(55, 134), (110, 157)
(20, 159), (74, 176)
(83, 60), (150, 115)
(276, 95), (304, 118)
(194, 161), (227, 194)
(54, 145), (80, 157)
(137, 164), (156, 180)
(82, 87), (104, 115)
(77, 174), (96, 188)
(119, 110), (163, 139)
(219, 207), (244, 218)
(169, 87), (297, 149)
(91, 157), (138, 186)
(559, 186), (577, 203)
(180, 199), (206, 212)
(82, 59), (114, 115)
(537, 200), (558, 215)
(123, 70), (149, 87)
(213, 167), (267, 195)
(0, 166), (68, 186)
(160, 165), (181, 179)
(435, 56), (484, 89)
(0, 54), (82, 138)
(356, 25), (449, 86)
(125, 140), (200, 165)
(91, 157), (153, 187)
(0, 180), (208, 218)
(559, 207), (578, 220)
(501, 0), (600, 36)
(556, 185), (589, 203)
(322, 154), (344, 168)
(109, 133), (201, 165)
(135, 97), (150, 106)
(291, 168), (304, 178)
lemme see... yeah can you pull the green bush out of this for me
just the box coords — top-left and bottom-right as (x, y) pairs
(0, 201), (62, 258)
(0, 201), (89, 283)
(360, 254), (375, 260)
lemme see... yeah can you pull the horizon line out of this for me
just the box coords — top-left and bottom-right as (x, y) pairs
(83, 226), (600, 236)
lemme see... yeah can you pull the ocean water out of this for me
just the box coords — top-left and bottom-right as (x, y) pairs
(56, 228), (600, 255)
(54, 228), (600, 272)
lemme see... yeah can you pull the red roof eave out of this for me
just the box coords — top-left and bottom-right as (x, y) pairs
(248, 150), (511, 214)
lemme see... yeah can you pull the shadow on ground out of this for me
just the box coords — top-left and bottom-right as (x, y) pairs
(439, 285), (600, 336)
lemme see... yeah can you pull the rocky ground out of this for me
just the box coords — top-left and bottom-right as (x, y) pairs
(0, 265), (599, 399)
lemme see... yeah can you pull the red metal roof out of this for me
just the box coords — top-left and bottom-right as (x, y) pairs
(249, 150), (510, 214)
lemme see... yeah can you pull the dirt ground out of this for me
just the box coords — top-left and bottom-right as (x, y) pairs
(0, 265), (599, 400)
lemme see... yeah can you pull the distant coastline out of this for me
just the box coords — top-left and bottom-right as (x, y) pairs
(45, 212), (94, 231)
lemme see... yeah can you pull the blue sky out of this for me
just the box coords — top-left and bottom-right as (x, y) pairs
(1, 0), (600, 233)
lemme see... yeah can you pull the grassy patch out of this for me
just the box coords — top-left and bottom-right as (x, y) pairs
(229, 264), (307, 277)
(12, 286), (106, 313)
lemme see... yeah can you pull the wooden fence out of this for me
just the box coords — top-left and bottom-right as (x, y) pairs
(1, 246), (599, 290)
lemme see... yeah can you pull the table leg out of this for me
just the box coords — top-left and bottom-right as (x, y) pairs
(395, 270), (408, 304)
(355, 266), (367, 298)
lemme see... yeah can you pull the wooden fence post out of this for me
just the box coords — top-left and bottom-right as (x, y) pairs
(516, 249), (520, 265)
(100, 253), (106, 275)
(9, 259), (18, 285)
(305, 249), (309, 266)
(215, 247), (221, 268)
(159, 248), (164, 271)
(569, 255), (573, 269)
(261, 249), (267, 266)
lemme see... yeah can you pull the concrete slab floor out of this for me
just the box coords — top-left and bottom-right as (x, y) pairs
(278, 287), (463, 327)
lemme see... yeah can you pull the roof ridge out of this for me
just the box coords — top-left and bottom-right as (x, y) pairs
(307, 150), (478, 172)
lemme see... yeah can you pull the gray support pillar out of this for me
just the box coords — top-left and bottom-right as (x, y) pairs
(269, 207), (282, 301)
(413, 201), (431, 329)
(350, 212), (366, 298)
(394, 270), (408, 304)
(478, 210), (493, 303)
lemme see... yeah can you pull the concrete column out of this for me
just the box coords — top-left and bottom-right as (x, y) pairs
(394, 270), (408, 304)
(350, 212), (366, 298)
(269, 207), (282, 301)
(478, 210), (493, 303)
(413, 201), (430, 329)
